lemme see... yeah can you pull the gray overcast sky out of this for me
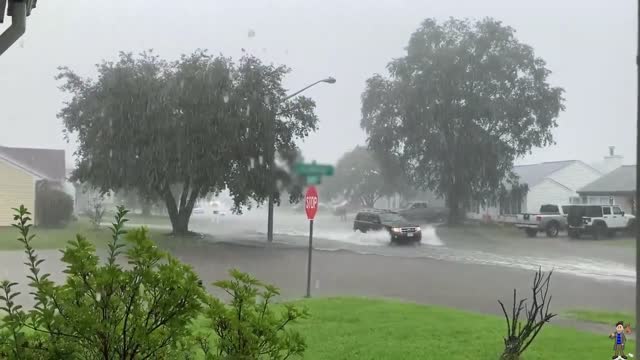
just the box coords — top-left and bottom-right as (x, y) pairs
(0, 0), (636, 168)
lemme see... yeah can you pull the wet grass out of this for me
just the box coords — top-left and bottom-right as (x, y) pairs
(565, 308), (635, 326)
(0, 221), (114, 251)
(191, 297), (634, 359)
(0, 219), (186, 251)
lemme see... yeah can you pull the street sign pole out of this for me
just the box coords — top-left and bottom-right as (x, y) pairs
(304, 186), (319, 298)
(306, 219), (314, 298)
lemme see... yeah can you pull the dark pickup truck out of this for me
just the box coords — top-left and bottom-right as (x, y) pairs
(396, 201), (449, 223)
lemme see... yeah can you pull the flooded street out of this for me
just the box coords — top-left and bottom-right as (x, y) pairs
(186, 209), (636, 285)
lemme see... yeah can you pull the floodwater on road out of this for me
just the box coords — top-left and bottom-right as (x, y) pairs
(188, 209), (636, 285)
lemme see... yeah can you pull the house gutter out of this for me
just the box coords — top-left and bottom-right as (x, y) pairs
(0, 0), (27, 56)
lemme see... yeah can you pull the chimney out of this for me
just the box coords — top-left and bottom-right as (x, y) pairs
(602, 146), (623, 173)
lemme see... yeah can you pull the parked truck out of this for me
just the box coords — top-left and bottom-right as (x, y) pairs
(514, 204), (573, 238)
(396, 201), (450, 223)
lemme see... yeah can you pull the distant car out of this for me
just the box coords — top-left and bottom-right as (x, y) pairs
(353, 209), (421, 244)
(397, 201), (449, 223)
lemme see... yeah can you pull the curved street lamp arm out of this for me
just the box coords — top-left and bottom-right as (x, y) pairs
(284, 77), (336, 101)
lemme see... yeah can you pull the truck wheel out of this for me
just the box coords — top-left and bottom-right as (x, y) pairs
(545, 222), (559, 238)
(525, 229), (537, 237)
(593, 222), (607, 240)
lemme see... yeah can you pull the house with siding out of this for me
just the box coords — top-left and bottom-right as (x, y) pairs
(467, 160), (603, 220)
(0, 146), (66, 226)
(578, 165), (636, 215)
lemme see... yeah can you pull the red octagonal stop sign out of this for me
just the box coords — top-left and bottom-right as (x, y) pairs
(305, 186), (319, 220)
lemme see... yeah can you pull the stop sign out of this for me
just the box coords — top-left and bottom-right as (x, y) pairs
(305, 186), (319, 220)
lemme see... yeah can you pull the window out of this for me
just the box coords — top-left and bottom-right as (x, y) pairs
(603, 207), (611, 215)
(540, 204), (559, 213)
(613, 207), (623, 215)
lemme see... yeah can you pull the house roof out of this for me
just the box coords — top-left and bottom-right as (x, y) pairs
(512, 160), (580, 187)
(0, 146), (66, 181)
(578, 165), (636, 195)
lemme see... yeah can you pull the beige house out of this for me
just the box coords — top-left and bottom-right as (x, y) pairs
(0, 146), (66, 226)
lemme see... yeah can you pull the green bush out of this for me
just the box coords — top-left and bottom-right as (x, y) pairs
(0, 206), (206, 359)
(35, 181), (73, 228)
(196, 270), (309, 360)
(0, 206), (310, 360)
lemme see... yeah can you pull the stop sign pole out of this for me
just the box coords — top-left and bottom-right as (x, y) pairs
(304, 186), (319, 298)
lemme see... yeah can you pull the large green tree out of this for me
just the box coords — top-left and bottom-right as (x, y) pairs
(361, 18), (565, 224)
(322, 146), (397, 208)
(58, 50), (317, 235)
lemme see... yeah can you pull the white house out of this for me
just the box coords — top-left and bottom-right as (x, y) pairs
(578, 165), (636, 215)
(467, 160), (603, 220)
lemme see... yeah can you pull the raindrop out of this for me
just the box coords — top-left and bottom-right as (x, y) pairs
(249, 158), (255, 169)
(223, 94), (229, 103)
(245, 105), (251, 116)
(264, 96), (271, 106)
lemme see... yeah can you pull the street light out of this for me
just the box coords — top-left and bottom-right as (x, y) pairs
(0, 0), (38, 56)
(266, 77), (336, 242)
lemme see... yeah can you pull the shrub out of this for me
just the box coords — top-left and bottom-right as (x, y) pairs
(498, 268), (556, 360)
(86, 197), (105, 230)
(35, 181), (73, 228)
(0, 205), (206, 359)
(0, 206), (310, 359)
(197, 270), (309, 360)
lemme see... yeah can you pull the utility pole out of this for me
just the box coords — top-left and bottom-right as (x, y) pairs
(266, 77), (336, 242)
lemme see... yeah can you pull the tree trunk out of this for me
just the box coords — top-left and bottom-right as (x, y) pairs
(161, 181), (200, 236)
(141, 201), (152, 217)
(446, 187), (462, 225)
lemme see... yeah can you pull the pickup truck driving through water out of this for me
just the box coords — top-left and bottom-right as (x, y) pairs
(514, 204), (572, 238)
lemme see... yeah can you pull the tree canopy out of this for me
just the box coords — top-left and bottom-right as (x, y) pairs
(361, 18), (565, 223)
(322, 146), (395, 208)
(58, 50), (318, 234)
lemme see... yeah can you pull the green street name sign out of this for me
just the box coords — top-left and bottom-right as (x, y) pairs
(293, 162), (334, 177)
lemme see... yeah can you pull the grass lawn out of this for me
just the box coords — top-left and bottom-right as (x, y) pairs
(565, 308), (635, 327)
(0, 221), (114, 251)
(192, 297), (634, 360)
(0, 219), (180, 251)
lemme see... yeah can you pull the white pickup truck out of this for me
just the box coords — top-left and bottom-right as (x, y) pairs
(514, 204), (572, 238)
